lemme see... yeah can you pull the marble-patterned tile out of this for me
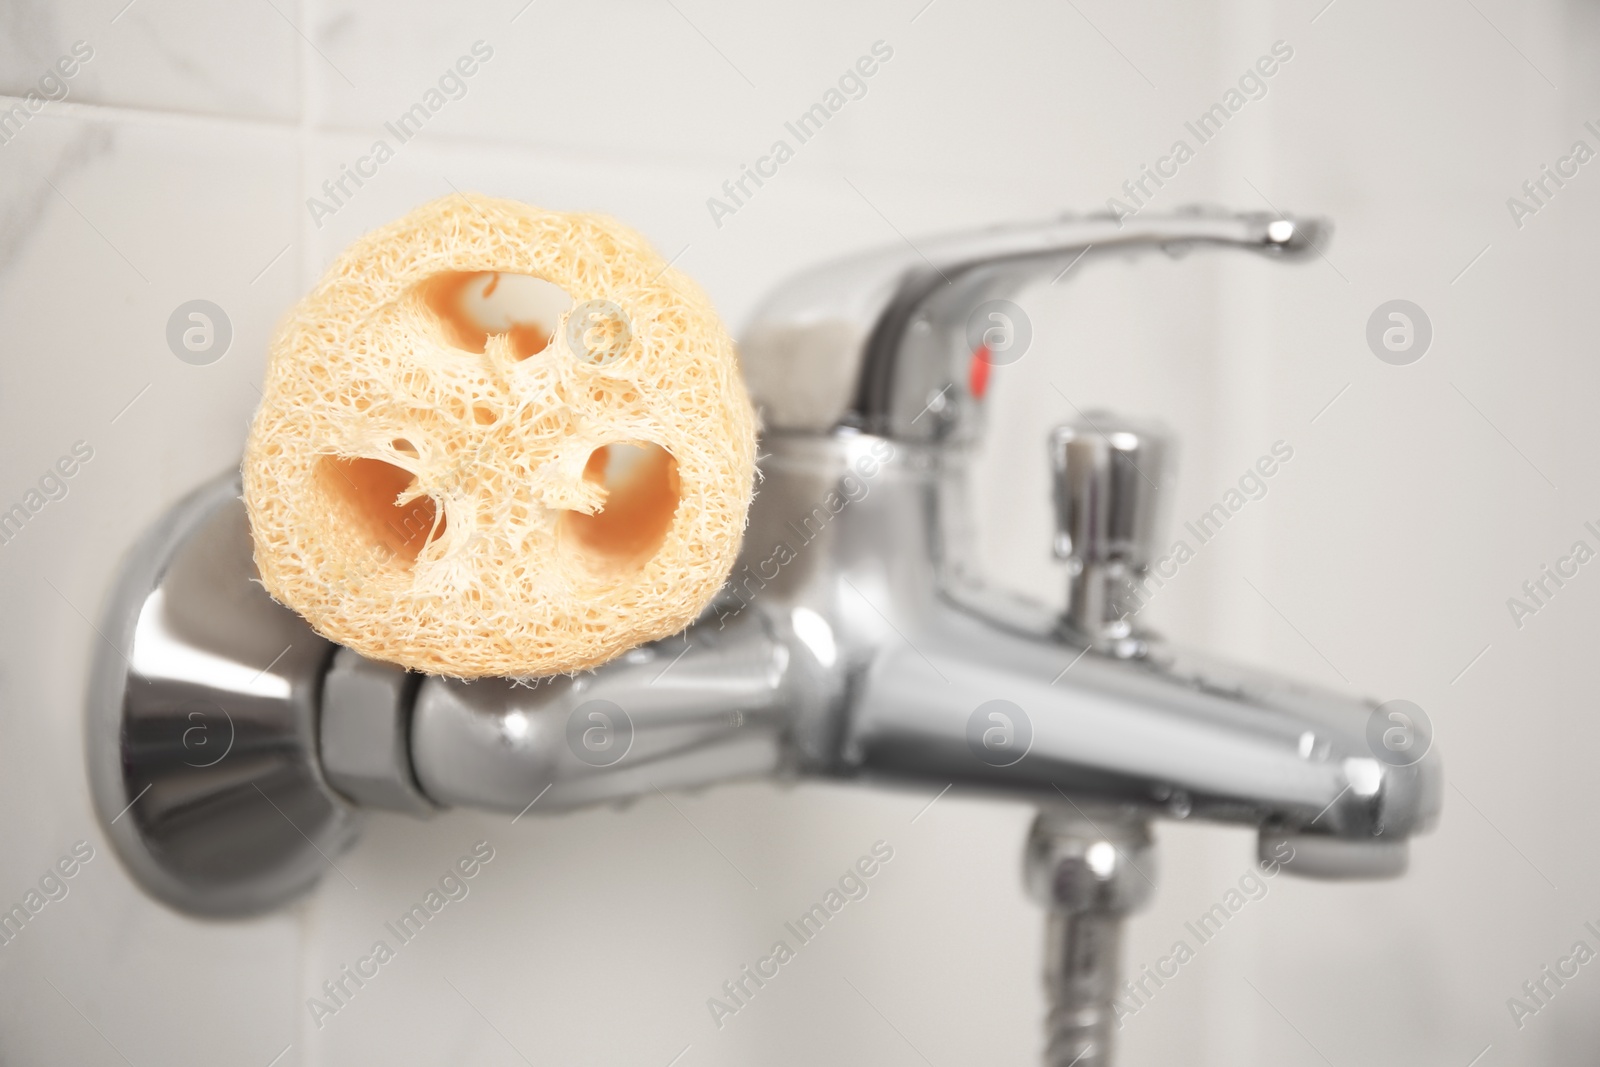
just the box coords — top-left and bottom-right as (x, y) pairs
(0, 107), (304, 1066)
(2, 3), (1595, 1065)
(0, 0), (298, 120)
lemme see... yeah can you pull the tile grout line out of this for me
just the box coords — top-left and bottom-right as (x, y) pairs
(0, 93), (299, 134)
(296, 0), (318, 297)
(293, 9), (317, 1067)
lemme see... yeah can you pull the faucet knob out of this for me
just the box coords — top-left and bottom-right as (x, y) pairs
(1049, 414), (1169, 654)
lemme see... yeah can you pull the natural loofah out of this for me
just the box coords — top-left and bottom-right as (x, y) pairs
(243, 194), (756, 678)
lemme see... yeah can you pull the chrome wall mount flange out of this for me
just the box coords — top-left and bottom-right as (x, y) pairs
(87, 471), (358, 918)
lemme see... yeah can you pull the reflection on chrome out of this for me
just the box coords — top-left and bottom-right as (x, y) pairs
(133, 588), (292, 701)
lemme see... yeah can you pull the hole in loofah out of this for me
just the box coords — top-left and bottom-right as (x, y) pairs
(392, 438), (419, 458)
(416, 271), (570, 361)
(319, 456), (445, 565)
(472, 404), (497, 426)
(506, 323), (550, 362)
(561, 443), (680, 569)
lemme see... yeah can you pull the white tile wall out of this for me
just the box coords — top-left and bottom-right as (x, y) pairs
(0, 0), (299, 119)
(3, 0), (1598, 1064)
(0, 108), (305, 1065)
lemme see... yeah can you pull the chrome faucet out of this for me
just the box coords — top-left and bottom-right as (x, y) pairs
(88, 209), (1440, 1066)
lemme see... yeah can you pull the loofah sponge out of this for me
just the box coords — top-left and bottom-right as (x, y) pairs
(243, 195), (757, 678)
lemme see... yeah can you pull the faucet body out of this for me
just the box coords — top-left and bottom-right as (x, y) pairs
(87, 208), (1441, 1064)
(411, 427), (1436, 865)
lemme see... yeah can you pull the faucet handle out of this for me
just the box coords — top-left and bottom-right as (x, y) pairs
(1049, 413), (1169, 654)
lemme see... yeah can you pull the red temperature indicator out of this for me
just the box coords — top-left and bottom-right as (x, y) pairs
(968, 344), (992, 399)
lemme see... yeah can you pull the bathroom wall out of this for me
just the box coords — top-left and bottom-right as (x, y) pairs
(1, 0), (1596, 1063)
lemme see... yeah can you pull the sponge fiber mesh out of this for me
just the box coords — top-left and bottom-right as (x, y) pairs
(242, 194), (757, 678)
